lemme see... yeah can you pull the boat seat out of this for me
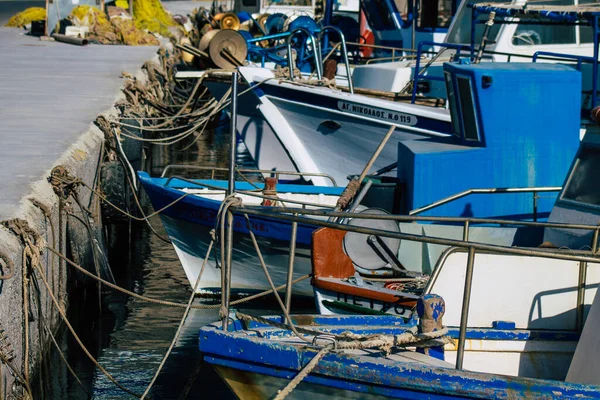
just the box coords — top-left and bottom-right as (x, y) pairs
(313, 276), (419, 305)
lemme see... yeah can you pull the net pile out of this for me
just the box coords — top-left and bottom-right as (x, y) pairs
(68, 5), (160, 46)
(5, 7), (46, 27)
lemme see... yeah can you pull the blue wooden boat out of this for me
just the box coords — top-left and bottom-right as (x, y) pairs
(198, 99), (600, 398)
(200, 310), (600, 398)
(138, 174), (343, 296)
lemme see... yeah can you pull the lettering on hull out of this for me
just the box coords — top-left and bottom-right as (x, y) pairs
(337, 101), (418, 126)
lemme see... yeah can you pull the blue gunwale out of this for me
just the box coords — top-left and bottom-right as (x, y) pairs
(138, 172), (344, 245)
(199, 316), (600, 399)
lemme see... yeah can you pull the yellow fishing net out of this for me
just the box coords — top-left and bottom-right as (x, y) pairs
(5, 7), (46, 27)
(132, 0), (176, 37)
(68, 5), (159, 46)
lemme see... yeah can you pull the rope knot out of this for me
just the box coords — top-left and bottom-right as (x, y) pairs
(48, 165), (83, 200)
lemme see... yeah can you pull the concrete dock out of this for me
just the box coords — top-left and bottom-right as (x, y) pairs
(0, 1), (201, 395)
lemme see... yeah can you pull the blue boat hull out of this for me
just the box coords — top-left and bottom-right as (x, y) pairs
(138, 173), (343, 295)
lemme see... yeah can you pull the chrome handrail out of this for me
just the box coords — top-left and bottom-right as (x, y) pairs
(317, 26), (353, 94)
(160, 164), (338, 186)
(287, 28), (322, 81)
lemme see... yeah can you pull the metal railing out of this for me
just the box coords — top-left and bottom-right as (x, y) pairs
(160, 164), (338, 186)
(317, 26), (354, 94)
(287, 28), (322, 81)
(409, 186), (562, 221)
(222, 205), (600, 367)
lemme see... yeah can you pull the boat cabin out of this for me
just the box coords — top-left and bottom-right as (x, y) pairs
(396, 61), (581, 220)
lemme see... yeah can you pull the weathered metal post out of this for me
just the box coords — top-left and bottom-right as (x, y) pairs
(576, 261), (588, 332)
(417, 294), (445, 360)
(285, 220), (298, 314)
(222, 71), (239, 331)
(228, 71), (239, 196)
(456, 246), (476, 369)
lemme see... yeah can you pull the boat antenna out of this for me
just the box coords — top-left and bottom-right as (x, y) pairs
(474, 11), (496, 63)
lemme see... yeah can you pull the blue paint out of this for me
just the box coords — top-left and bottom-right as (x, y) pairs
(199, 314), (600, 398)
(398, 63), (581, 219)
(138, 172), (343, 246)
(492, 321), (516, 330)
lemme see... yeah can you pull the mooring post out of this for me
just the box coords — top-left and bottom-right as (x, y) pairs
(417, 294), (445, 360)
(228, 71), (239, 196)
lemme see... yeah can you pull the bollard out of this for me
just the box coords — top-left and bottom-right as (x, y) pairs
(417, 294), (445, 360)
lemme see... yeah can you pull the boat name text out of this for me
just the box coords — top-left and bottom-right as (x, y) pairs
(337, 101), (417, 126)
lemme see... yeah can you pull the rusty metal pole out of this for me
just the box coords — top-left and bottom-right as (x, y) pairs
(456, 246), (476, 369)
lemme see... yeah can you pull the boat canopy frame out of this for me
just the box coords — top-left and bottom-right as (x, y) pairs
(470, 3), (600, 109)
(410, 3), (600, 107)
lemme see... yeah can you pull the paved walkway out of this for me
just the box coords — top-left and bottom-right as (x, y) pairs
(0, 28), (159, 220)
(0, 1), (204, 220)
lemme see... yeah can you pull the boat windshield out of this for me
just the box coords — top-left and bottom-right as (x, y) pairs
(445, 0), (502, 44)
(562, 146), (600, 207)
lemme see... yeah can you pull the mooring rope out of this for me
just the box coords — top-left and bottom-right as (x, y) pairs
(274, 347), (330, 400)
(32, 258), (143, 399)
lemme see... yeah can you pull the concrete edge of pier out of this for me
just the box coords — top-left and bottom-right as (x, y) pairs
(0, 51), (160, 397)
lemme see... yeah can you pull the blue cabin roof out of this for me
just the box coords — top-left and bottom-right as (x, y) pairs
(397, 62), (581, 219)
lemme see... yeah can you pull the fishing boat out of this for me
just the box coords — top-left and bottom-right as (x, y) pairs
(138, 172), (343, 296)
(203, 1), (600, 184)
(205, 52), (581, 187)
(312, 102), (600, 316)
(141, 57), (581, 297)
(198, 126), (600, 396)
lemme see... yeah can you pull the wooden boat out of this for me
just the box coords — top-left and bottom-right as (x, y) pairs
(197, 107), (600, 397)
(200, 220), (600, 397)
(138, 173), (343, 296)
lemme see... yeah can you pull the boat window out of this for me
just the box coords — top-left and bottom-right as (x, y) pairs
(418, 0), (454, 29)
(456, 76), (479, 141)
(360, 0), (397, 31)
(445, 0), (501, 44)
(445, 72), (461, 137)
(512, 24), (576, 46)
(562, 146), (600, 206)
(511, 0), (576, 46)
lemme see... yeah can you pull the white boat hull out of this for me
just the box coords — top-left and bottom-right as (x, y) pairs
(160, 214), (314, 297)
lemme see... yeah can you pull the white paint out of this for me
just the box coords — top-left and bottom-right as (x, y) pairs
(181, 188), (339, 208)
(566, 289), (600, 384)
(445, 341), (576, 380)
(431, 252), (600, 330)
